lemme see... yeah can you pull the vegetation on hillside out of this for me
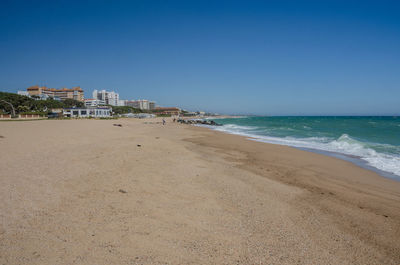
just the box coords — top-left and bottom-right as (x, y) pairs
(111, 106), (143, 115)
(0, 92), (84, 115)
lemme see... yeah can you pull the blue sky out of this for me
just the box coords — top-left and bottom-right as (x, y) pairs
(0, 0), (399, 115)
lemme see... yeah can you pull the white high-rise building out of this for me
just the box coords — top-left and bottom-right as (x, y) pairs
(106, 91), (119, 106)
(117, 100), (127, 106)
(92, 90), (120, 106)
(149, 101), (155, 110)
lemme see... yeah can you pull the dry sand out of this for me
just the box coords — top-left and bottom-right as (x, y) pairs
(0, 118), (399, 264)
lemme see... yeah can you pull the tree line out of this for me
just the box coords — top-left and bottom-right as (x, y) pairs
(0, 92), (84, 115)
(0, 92), (146, 116)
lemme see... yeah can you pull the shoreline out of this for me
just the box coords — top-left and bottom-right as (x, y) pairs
(185, 124), (400, 262)
(197, 119), (400, 181)
(1, 118), (400, 264)
(186, 123), (400, 190)
(296, 146), (400, 181)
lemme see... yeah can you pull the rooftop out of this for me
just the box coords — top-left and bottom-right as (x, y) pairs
(27, 86), (83, 92)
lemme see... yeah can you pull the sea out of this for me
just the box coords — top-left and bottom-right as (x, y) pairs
(205, 116), (400, 180)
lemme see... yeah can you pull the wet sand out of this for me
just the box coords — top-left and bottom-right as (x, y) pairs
(1, 118), (399, 264)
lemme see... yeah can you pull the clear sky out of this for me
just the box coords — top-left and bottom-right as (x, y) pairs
(1, 0), (399, 115)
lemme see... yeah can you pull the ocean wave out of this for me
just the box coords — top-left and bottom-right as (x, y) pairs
(211, 124), (400, 177)
(215, 124), (259, 132)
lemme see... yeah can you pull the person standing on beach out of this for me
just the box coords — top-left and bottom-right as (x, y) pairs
(162, 118), (166, 125)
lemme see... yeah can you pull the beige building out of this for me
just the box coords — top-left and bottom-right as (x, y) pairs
(26, 86), (84, 101)
(154, 107), (181, 116)
(126, 99), (156, 110)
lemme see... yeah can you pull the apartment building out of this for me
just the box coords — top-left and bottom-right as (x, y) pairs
(126, 99), (156, 110)
(26, 86), (84, 101)
(92, 90), (120, 106)
(84, 99), (106, 107)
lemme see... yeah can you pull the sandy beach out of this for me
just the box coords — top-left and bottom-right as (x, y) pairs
(1, 118), (400, 264)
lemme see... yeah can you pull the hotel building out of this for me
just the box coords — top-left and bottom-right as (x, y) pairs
(126, 99), (156, 110)
(26, 86), (84, 101)
(154, 107), (181, 116)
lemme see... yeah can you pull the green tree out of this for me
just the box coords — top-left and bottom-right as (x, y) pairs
(0, 92), (33, 115)
(62, 98), (84, 108)
(0, 91), (85, 114)
(112, 106), (143, 115)
(17, 105), (30, 113)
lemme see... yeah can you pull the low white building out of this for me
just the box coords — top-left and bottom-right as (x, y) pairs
(17, 91), (50, 100)
(121, 113), (156, 118)
(17, 91), (30, 96)
(84, 98), (106, 107)
(63, 107), (112, 118)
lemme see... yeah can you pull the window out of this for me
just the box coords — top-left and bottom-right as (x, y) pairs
(81, 110), (87, 115)
(73, 111), (79, 116)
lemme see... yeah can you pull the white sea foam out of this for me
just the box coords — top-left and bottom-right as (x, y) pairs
(211, 124), (400, 178)
(219, 124), (258, 131)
